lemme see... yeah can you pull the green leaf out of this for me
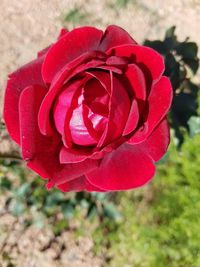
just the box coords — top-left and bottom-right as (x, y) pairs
(14, 183), (30, 198)
(188, 116), (200, 137)
(165, 53), (178, 72)
(87, 203), (97, 219)
(80, 199), (89, 209)
(164, 37), (177, 51)
(144, 40), (168, 54)
(185, 80), (199, 97)
(182, 58), (199, 74)
(0, 177), (12, 190)
(172, 92), (198, 128)
(53, 219), (68, 236)
(176, 42), (198, 59)
(103, 203), (122, 221)
(164, 53), (180, 89)
(165, 26), (176, 39)
(43, 206), (57, 216)
(9, 199), (26, 216)
(61, 202), (75, 219)
(92, 192), (107, 201)
(45, 191), (65, 206)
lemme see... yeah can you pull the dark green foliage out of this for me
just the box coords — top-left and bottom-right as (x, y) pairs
(53, 219), (69, 236)
(0, 176), (12, 190)
(144, 26), (199, 144)
(0, 163), (120, 226)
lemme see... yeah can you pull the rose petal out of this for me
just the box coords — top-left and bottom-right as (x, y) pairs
(57, 176), (106, 192)
(84, 77), (110, 116)
(99, 25), (137, 52)
(47, 155), (99, 186)
(88, 108), (108, 135)
(42, 26), (103, 83)
(86, 70), (112, 94)
(60, 147), (91, 163)
(129, 76), (173, 144)
(53, 79), (83, 134)
(86, 143), (155, 191)
(125, 64), (146, 101)
(37, 46), (51, 58)
(96, 65), (122, 74)
(19, 85), (99, 184)
(109, 44), (165, 82)
(131, 119), (170, 162)
(69, 104), (98, 146)
(57, 28), (69, 39)
(39, 53), (104, 136)
(106, 55), (129, 66)
(98, 72), (131, 147)
(3, 56), (45, 144)
(123, 99), (139, 135)
(19, 85), (58, 171)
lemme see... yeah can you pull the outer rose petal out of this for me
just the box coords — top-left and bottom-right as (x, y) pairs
(123, 99), (139, 135)
(125, 64), (146, 101)
(3, 56), (46, 144)
(86, 143), (155, 191)
(129, 76), (173, 144)
(19, 85), (99, 185)
(131, 119), (170, 162)
(37, 46), (51, 58)
(109, 44), (165, 82)
(99, 25), (137, 51)
(57, 176), (106, 192)
(57, 28), (69, 39)
(42, 26), (103, 83)
(60, 147), (91, 163)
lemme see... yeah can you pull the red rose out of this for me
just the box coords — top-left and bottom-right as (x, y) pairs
(3, 25), (172, 192)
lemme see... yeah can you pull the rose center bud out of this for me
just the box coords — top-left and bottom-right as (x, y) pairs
(53, 77), (109, 147)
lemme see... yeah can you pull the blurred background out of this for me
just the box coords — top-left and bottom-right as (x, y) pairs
(0, 0), (200, 266)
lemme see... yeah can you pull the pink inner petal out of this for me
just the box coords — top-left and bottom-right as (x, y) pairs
(69, 102), (98, 146)
(53, 79), (83, 135)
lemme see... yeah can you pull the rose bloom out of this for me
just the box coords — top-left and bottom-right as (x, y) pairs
(3, 25), (172, 192)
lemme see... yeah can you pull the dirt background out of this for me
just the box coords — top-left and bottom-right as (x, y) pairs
(0, 0), (200, 266)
